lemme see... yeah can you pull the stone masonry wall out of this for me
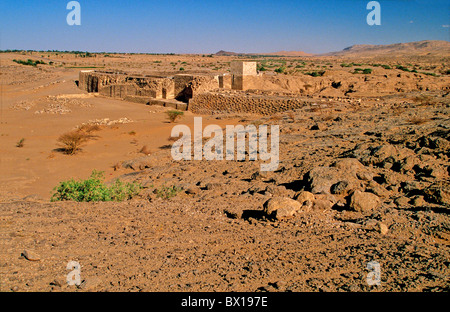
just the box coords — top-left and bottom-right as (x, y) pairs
(189, 91), (309, 115)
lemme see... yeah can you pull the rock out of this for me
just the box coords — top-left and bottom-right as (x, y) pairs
(302, 200), (314, 211)
(411, 195), (426, 207)
(345, 143), (414, 168)
(251, 171), (270, 181)
(265, 185), (291, 197)
(294, 191), (315, 205)
(331, 158), (365, 172)
(122, 156), (152, 170)
(310, 123), (326, 131)
(400, 181), (423, 194)
(263, 197), (302, 220)
(376, 222), (389, 235)
(78, 277), (102, 290)
(185, 186), (200, 195)
(366, 181), (391, 198)
(363, 219), (389, 235)
(356, 171), (374, 181)
(22, 249), (40, 261)
(395, 155), (420, 173)
(394, 196), (410, 208)
(313, 198), (335, 210)
(304, 166), (341, 194)
(424, 182), (450, 206)
(304, 158), (367, 194)
(330, 180), (352, 195)
(205, 182), (221, 190)
(22, 194), (43, 201)
(349, 190), (380, 212)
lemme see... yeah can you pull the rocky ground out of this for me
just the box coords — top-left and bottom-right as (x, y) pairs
(1, 89), (449, 292)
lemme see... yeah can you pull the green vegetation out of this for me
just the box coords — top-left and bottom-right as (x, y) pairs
(257, 64), (267, 71)
(396, 65), (411, 72)
(155, 185), (182, 200)
(179, 67), (185, 71)
(353, 68), (372, 74)
(165, 110), (184, 123)
(16, 138), (25, 148)
(305, 70), (325, 77)
(51, 170), (141, 202)
(274, 66), (286, 74)
(13, 59), (46, 66)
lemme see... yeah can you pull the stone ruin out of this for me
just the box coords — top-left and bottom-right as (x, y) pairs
(78, 61), (313, 114)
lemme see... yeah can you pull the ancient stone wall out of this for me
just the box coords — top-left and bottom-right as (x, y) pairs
(189, 91), (309, 115)
(174, 74), (219, 102)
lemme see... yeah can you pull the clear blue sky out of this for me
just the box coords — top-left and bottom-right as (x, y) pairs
(0, 0), (448, 54)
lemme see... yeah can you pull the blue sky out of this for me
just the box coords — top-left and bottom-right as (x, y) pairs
(0, 0), (448, 54)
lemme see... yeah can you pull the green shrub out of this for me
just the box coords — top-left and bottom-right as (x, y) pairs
(257, 64), (267, 71)
(155, 185), (181, 200)
(362, 68), (372, 74)
(16, 138), (25, 148)
(396, 65), (410, 72)
(305, 70), (325, 77)
(51, 170), (142, 202)
(274, 66), (286, 74)
(13, 59), (45, 66)
(165, 110), (184, 123)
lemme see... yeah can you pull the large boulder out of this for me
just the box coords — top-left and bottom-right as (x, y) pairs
(303, 158), (369, 194)
(263, 197), (302, 220)
(349, 190), (381, 212)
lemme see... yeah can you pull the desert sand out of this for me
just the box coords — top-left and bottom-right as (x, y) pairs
(0, 45), (449, 292)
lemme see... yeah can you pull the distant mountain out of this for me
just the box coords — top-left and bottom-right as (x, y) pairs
(215, 50), (239, 56)
(214, 50), (312, 57)
(265, 51), (312, 57)
(324, 40), (450, 57)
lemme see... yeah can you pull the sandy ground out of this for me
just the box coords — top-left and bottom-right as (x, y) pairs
(0, 52), (449, 292)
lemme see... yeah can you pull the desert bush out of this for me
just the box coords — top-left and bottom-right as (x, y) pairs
(57, 130), (91, 155)
(305, 70), (325, 77)
(16, 138), (25, 148)
(77, 124), (101, 134)
(408, 117), (431, 125)
(13, 59), (46, 66)
(51, 170), (141, 202)
(274, 66), (286, 74)
(353, 68), (372, 74)
(412, 95), (434, 106)
(396, 65), (410, 72)
(155, 185), (181, 200)
(165, 110), (184, 123)
(257, 64), (267, 71)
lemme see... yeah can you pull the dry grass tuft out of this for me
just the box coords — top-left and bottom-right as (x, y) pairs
(407, 116), (431, 125)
